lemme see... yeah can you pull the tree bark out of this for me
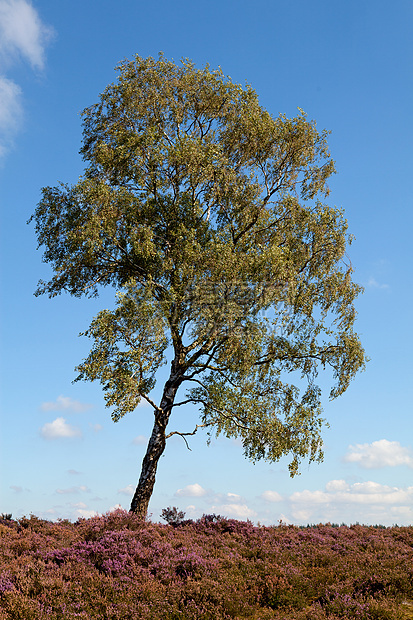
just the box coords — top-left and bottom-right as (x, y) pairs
(129, 368), (181, 518)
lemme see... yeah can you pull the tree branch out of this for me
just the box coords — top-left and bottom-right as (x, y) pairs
(253, 345), (339, 368)
(138, 392), (163, 412)
(192, 398), (251, 431)
(165, 423), (208, 450)
(169, 398), (195, 408)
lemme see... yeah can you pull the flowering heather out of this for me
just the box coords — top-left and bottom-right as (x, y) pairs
(0, 510), (412, 619)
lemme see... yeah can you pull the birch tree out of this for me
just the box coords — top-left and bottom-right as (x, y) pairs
(30, 54), (366, 517)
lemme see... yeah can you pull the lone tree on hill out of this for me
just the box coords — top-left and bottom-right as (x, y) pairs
(30, 54), (366, 518)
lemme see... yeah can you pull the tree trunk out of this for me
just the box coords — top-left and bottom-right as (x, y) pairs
(129, 370), (181, 518)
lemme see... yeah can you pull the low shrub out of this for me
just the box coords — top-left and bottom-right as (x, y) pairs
(0, 510), (412, 618)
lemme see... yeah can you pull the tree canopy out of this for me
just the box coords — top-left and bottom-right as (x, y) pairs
(30, 54), (366, 517)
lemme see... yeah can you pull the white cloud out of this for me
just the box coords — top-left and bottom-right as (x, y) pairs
(0, 75), (22, 129)
(160, 478), (413, 527)
(0, 0), (53, 158)
(67, 469), (81, 476)
(290, 508), (313, 523)
(391, 506), (412, 517)
(211, 503), (257, 520)
(367, 277), (389, 290)
(132, 435), (147, 445)
(226, 492), (241, 501)
(352, 481), (392, 495)
(175, 483), (207, 498)
(75, 508), (98, 519)
(0, 75), (22, 156)
(171, 488), (255, 521)
(290, 489), (330, 504)
(277, 513), (292, 525)
(0, 0), (54, 70)
(41, 395), (93, 413)
(290, 480), (413, 507)
(90, 423), (103, 433)
(288, 479), (413, 525)
(344, 440), (413, 469)
(40, 417), (82, 439)
(38, 508), (58, 518)
(56, 485), (89, 495)
(261, 490), (283, 502)
(118, 484), (134, 496)
(325, 479), (350, 492)
(71, 502), (87, 509)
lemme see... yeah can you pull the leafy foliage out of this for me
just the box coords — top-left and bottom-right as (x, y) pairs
(30, 54), (366, 514)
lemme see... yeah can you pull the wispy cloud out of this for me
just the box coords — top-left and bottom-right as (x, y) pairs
(344, 440), (413, 469)
(55, 485), (90, 495)
(367, 277), (389, 290)
(132, 435), (147, 445)
(9, 485), (23, 493)
(40, 417), (82, 439)
(0, 0), (53, 69)
(0, 76), (22, 156)
(40, 395), (93, 413)
(0, 0), (53, 157)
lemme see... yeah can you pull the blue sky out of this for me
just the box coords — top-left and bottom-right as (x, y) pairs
(1, 0), (412, 526)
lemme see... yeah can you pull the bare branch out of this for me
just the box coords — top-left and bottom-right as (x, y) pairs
(169, 398), (194, 408)
(166, 423), (208, 450)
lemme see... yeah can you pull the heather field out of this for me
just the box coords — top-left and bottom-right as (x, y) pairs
(0, 510), (412, 619)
